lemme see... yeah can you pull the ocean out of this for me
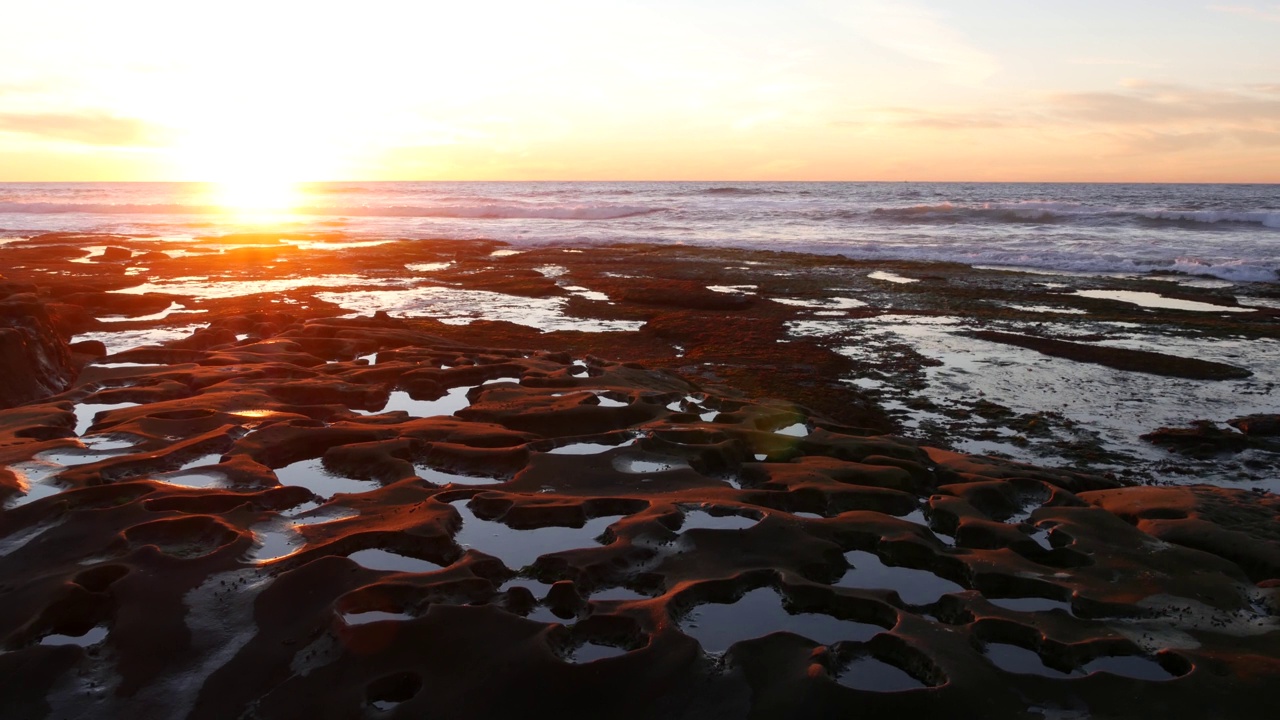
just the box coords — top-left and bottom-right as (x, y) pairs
(1, 181), (1277, 282)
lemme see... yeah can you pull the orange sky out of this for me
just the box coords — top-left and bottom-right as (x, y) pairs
(2, 1), (1278, 182)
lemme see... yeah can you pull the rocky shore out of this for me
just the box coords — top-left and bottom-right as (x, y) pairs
(1, 232), (1277, 718)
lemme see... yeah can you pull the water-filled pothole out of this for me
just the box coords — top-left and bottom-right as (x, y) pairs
(678, 587), (882, 653)
(566, 642), (630, 663)
(248, 525), (303, 563)
(591, 587), (652, 602)
(1073, 290), (1254, 313)
(868, 271), (920, 285)
(836, 656), (927, 692)
(73, 402), (140, 436)
(545, 437), (639, 455)
(680, 509), (760, 532)
(899, 509), (956, 545)
(987, 597), (1074, 614)
(157, 472), (226, 489)
(40, 625), (109, 647)
(346, 548), (444, 574)
(4, 462), (65, 507)
(835, 551), (964, 605)
(613, 457), (690, 474)
(775, 422), (810, 438)
(354, 389), (471, 418)
(343, 611), (414, 625)
(451, 501), (621, 570)
(415, 464), (506, 486)
(274, 458), (381, 499)
(984, 644), (1175, 680)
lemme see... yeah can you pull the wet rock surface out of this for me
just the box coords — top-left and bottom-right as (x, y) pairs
(0, 291), (77, 409)
(0, 234), (1277, 718)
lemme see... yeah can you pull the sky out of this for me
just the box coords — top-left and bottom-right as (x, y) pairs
(1, 0), (1277, 182)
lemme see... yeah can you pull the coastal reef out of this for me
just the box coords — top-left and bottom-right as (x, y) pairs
(0, 233), (1277, 719)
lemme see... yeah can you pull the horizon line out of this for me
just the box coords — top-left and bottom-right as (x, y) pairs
(3, 179), (1279, 185)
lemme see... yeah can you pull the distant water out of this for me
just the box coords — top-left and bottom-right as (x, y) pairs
(1, 181), (1277, 282)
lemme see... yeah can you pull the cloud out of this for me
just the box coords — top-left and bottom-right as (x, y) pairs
(840, 83), (1279, 132)
(1047, 84), (1280, 125)
(833, 81), (1280, 158)
(835, 107), (1021, 130)
(0, 112), (164, 146)
(1067, 57), (1165, 69)
(1208, 3), (1280, 22)
(818, 0), (999, 85)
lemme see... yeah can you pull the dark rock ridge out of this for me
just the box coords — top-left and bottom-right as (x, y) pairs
(0, 286), (77, 409)
(968, 330), (1252, 380)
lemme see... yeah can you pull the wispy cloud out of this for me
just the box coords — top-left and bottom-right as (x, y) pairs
(0, 112), (164, 146)
(1207, 3), (1280, 22)
(1067, 56), (1164, 70)
(836, 82), (1280, 154)
(1048, 84), (1280, 124)
(818, 0), (999, 85)
(833, 107), (1022, 130)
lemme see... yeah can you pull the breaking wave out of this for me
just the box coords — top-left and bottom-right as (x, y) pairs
(869, 202), (1280, 229)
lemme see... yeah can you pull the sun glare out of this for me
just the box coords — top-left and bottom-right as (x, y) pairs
(206, 177), (304, 223)
(175, 126), (334, 223)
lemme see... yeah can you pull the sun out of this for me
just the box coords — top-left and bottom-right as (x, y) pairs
(207, 177), (304, 221)
(174, 126), (335, 223)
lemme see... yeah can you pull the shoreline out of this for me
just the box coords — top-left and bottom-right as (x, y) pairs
(0, 231), (1278, 716)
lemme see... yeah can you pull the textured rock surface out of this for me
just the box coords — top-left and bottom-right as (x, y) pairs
(0, 314), (1273, 719)
(0, 289), (77, 409)
(0, 236), (1277, 719)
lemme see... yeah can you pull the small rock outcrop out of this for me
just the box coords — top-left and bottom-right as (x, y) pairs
(0, 289), (77, 409)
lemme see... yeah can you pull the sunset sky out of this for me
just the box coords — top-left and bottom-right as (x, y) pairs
(1, 0), (1277, 182)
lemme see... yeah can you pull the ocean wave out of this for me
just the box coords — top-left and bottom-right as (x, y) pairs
(1169, 258), (1279, 283)
(0, 201), (661, 221)
(381, 203), (660, 220)
(698, 187), (781, 196)
(868, 203), (1081, 224)
(1138, 210), (1280, 229)
(867, 202), (1280, 229)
